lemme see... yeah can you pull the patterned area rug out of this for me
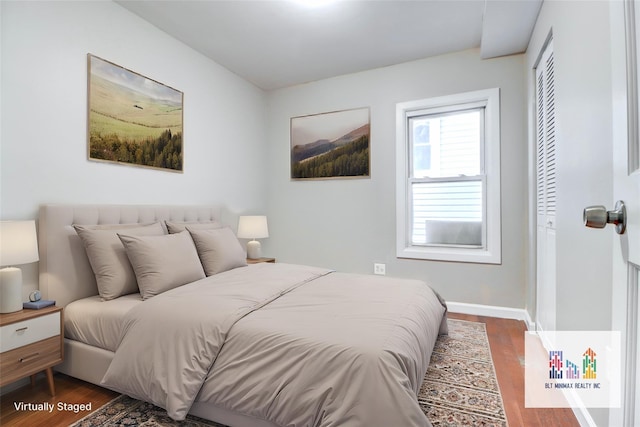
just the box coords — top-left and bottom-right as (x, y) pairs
(421, 319), (508, 426)
(71, 319), (507, 427)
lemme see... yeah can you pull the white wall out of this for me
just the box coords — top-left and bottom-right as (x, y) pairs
(0, 1), (268, 293)
(527, 0), (614, 330)
(526, 1), (614, 425)
(1, 2), (531, 311)
(1, 0), (268, 220)
(266, 49), (528, 308)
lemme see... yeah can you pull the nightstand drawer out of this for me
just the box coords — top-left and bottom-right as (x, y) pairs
(0, 336), (62, 386)
(0, 312), (60, 352)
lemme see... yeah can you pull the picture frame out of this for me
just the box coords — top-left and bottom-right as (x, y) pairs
(87, 54), (184, 173)
(290, 107), (370, 180)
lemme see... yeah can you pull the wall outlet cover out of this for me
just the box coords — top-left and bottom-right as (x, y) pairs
(374, 263), (386, 275)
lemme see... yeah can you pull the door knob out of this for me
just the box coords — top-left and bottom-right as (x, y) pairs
(583, 200), (626, 235)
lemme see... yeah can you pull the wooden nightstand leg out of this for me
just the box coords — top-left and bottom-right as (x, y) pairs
(45, 368), (55, 396)
(30, 374), (36, 388)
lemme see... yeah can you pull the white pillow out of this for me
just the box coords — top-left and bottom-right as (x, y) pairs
(187, 227), (248, 276)
(73, 222), (165, 300)
(118, 231), (206, 300)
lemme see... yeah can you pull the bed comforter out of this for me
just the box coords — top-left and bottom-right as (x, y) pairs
(101, 263), (447, 427)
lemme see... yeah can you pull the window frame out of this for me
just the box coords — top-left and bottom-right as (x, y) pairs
(395, 88), (502, 264)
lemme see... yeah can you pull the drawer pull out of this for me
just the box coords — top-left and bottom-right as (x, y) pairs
(15, 327), (28, 333)
(19, 352), (40, 363)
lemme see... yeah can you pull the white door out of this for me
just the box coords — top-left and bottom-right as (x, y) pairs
(535, 40), (557, 334)
(609, 1), (640, 425)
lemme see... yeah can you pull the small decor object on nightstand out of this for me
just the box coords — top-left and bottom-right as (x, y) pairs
(29, 290), (41, 302)
(237, 216), (269, 259)
(23, 299), (55, 310)
(0, 221), (39, 313)
(23, 289), (55, 309)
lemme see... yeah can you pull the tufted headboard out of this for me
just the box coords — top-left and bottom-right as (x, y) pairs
(38, 204), (222, 307)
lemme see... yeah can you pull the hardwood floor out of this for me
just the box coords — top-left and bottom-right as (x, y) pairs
(448, 312), (580, 427)
(0, 313), (580, 427)
(0, 373), (117, 427)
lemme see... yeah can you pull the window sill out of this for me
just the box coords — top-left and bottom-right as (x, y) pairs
(397, 245), (501, 264)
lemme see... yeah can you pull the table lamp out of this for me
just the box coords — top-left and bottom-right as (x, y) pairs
(0, 220), (39, 313)
(237, 216), (269, 259)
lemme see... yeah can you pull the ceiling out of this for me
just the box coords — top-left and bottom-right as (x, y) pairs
(116, 0), (542, 91)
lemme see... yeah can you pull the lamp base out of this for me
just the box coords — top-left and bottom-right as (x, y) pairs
(0, 267), (24, 313)
(246, 240), (262, 259)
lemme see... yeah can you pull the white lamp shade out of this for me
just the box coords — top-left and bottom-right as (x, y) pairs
(0, 220), (39, 266)
(237, 216), (269, 239)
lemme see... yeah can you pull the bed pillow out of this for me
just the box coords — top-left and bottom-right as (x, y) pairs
(73, 222), (165, 300)
(118, 231), (206, 300)
(187, 227), (248, 276)
(165, 220), (221, 234)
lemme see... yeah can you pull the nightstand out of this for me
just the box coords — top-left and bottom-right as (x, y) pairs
(0, 306), (63, 396)
(247, 257), (276, 264)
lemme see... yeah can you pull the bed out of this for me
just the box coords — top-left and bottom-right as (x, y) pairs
(39, 204), (447, 427)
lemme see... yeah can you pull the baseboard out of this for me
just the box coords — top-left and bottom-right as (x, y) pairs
(571, 405), (597, 427)
(532, 327), (598, 427)
(448, 301), (534, 329)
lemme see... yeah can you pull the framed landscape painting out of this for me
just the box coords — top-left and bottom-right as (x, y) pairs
(290, 107), (370, 180)
(87, 54), (184, 172)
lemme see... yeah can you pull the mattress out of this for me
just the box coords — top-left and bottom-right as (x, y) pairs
(64, 293), (142, 351)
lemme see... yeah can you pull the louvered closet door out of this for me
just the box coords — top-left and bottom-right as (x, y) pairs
(535, 40), (557, 333)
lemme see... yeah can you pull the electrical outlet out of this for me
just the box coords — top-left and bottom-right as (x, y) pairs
(373, 263), (386, 275)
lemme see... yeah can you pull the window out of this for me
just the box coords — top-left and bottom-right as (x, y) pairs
(396, 88), (501, 264)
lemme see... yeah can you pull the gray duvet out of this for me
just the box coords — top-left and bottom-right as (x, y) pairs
(101, 263), (447, 427)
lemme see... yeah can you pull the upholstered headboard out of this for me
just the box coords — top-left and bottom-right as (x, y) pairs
(38, 204), (222, 307)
